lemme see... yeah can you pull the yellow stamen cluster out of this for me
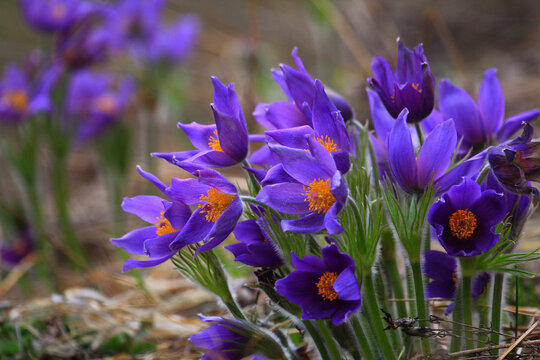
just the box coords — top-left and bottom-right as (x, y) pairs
(199, 187), (236, 222)
(208, 129), (223, 152)
(154, 210), (176, 236)
(315, 135), (341, 153)
(316, 271), (339, 301)
(449, 209), (477, 240)
(95, 94), (117, 115)
(303, 178), (336, 214)
(1, 90), (28, 113)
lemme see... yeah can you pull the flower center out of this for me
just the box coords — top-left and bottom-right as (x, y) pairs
(199, 187), (236, 222)
(303, 178), (336, 214)
(52, 4), (67, 19)
(411, 83), (423, 93)
(316, 271), (339, 301)
(2, 90), (28, 113)
(315, 135), (341, 153)
(154, 210), (176, 236)
(95, 94), (117, 115)
(449, 209), (477, 240)
(208, 129), (223, 152)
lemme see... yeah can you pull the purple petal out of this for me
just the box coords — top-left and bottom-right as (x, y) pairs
(169, 208), (215, 249)
(178, 122), (216, 150)
(497, 109), (540, 142)
(322, 244), (354, 273)
(445, 177), (483, 210)
(425, 280), (457, 299)
(212, 105), (248, 162)
(248, 144), (280, 168)
(111, 226), (157, 255)
(253, 101), (306, 130)
(137, 166), (167, 193)
(256, 183), (309, 214)
(388, 109), (417, 191)
(367, 87), (394, 140)
(290, 252), (327, 273)
(167, 178), (210, 205)
(144, 232), (178, 258)
(477, 69), (504, 138)
(333, 266), (361, 301)
(275, 271), (320, 304)
(265, 125), (316, 149)
(434, 150), (488, 195)
(121, 195), (165, 223)
(281, 212), (325, 234)
(196, 168), (238, 194)
(423, 250), (456, 282)
(164, 201), (192, 230)
(260, 164), (296, 186)
(122, 253), (175, 272)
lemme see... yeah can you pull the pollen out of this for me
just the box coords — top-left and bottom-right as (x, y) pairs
(155, 211), (176, 236)
(199, 187), (236, 222)
(52, 4), (67, 19)
(95, 94), (117, 115)
(412, 83), (423, 93)
(316, 271), (339, 301)
(1, 90), (28, 113)
(208, 129), (223, 152)
(303, 178), (336, 214)
(449, 209), (477, 240)
(315, 135), (341, 153)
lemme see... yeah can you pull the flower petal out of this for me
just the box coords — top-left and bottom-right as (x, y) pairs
(333, 266), (361, 301)
(477, 69), (504, 138)
(388, 109), (417, 192)
(111, 226), (157, 255)
(497, 109), (540, 142)
(121, 195), (165, 223)
(256, 182), (309, 214)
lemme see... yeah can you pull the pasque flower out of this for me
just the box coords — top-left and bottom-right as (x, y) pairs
(66, 70), (133, 142)
(0, 63), (58, 123)
(153, 77), (248, 168)
(488, 123), (540, 195)
(367, 40), (435, 123)
(428, 178), (507, 257)
(225, 219), (283, 268)
(387, 109), (485, 194)
(265, 80), (351, 174)
(20, 0), (93, 33)
(275, 244), (361, 325)
(110, 167), (192, 271)
(423, 250), (491, 315)
(256, 136), (348, 235)
(439, 69), (540, 151)
(1, 223), (34, 268)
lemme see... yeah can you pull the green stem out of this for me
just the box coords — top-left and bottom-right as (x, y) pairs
(411, 260), (431, 355)
(350, 313), (375, 359)
(461, 274), (474, 349)
(242, 159), (261, 194)
(450, 280), (464, 352)
(414, 123), (424, 146)
(488, 273), (503, 356)
(477, 296), (489, 346)
(363, 273), (396, 360)
(303, 321), (331, 360)
(382, 229), (408, 319)
(315, 320), (342, 360)
(222, 297), (246, 321)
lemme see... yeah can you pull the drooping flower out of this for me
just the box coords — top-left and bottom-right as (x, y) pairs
(423, 250), (491, 315)
(152, 77), (248, 168)
(265, 80), (351, 174)
(439, 69), (540, 152)
(428, 178), (507, 257)
(488, 123), (540, 195)
(189, 316), (277, 360)
(225, 219), (283, 268)
(110, 167), (192, 272)
(65, 70), (133, 142)
(165, 165), (243, 253)
(19, 0), (93, 33)
(387, 109), (485, 194)
(275, 244), (361, 325)
(367, 39), (435, 123)
(256, 136), (348, 235)
(0, 63), (58, 123)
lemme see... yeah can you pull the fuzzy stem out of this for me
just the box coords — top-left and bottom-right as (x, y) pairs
(350, 312), (376, 359)
(410, 260), (431, 355)
(316, 320), (342, 360)
(450, 281), (464, 352)
(490, 273), (504, 356)
(363, 272), (397, 360)
(303, 320), (331, 360)
(461, 274), (474, 349)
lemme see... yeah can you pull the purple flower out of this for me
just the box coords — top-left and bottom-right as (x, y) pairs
(225, 219), (283, 267)
(439, 69), (540, 151)
(0, 63), (58, 123)
(1, 225), (35, 268)
(275, 244), (361, 325)
(110, 167), (192, 272)
(19, 0), (93, 33)
(256, 137), (348, 235)
(488, 123), (540, 195)
(387, 109), (485, 194)
(367, 40), (435, 123)
(65, 70), (133, 142)
(423, 250), (491, 315)
(428, 178), (507, 257)
(153, 77), (248, 168)
(483, 171), (531, 226)
(189, 316), (269, 360)
(265, 80), (351, 174)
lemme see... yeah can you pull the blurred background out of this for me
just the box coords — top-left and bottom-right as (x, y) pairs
(1, 0), (539, 358)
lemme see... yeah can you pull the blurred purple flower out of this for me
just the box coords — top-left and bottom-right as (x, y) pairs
(0, 63), (59, 123)
(1, 225), (35, 268)
(428, 178), (507, 257)
(367, 40), (435, 123)
(275, 244), (361, 325)
(256, 137), (348, 235)
(66, 70), (133, 142)
(439, 69), (540, 152)
(19, 0), (93, 33)
(153, 77), (248, 168)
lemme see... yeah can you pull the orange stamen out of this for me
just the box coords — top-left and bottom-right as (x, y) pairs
(95, 94), (117, 114)
(1, 90), (28, 113)
(199, 187), (236, 222)
(316, 271), (339, 301)
(155, 210), (176, 236)
(449, 209), (477, 240)
(52, 4), (67, 19)
(315, 135), (341, 153)
(303, 178), (336, 214)
(412, 83), (423, 93)
(208, 129), (223, 152)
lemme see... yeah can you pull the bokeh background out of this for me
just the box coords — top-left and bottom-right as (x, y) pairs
(1, 0), (539, 358)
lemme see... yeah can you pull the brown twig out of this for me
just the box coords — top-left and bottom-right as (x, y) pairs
(496, 319), (540, 360)
(440, 339), (540, 359)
